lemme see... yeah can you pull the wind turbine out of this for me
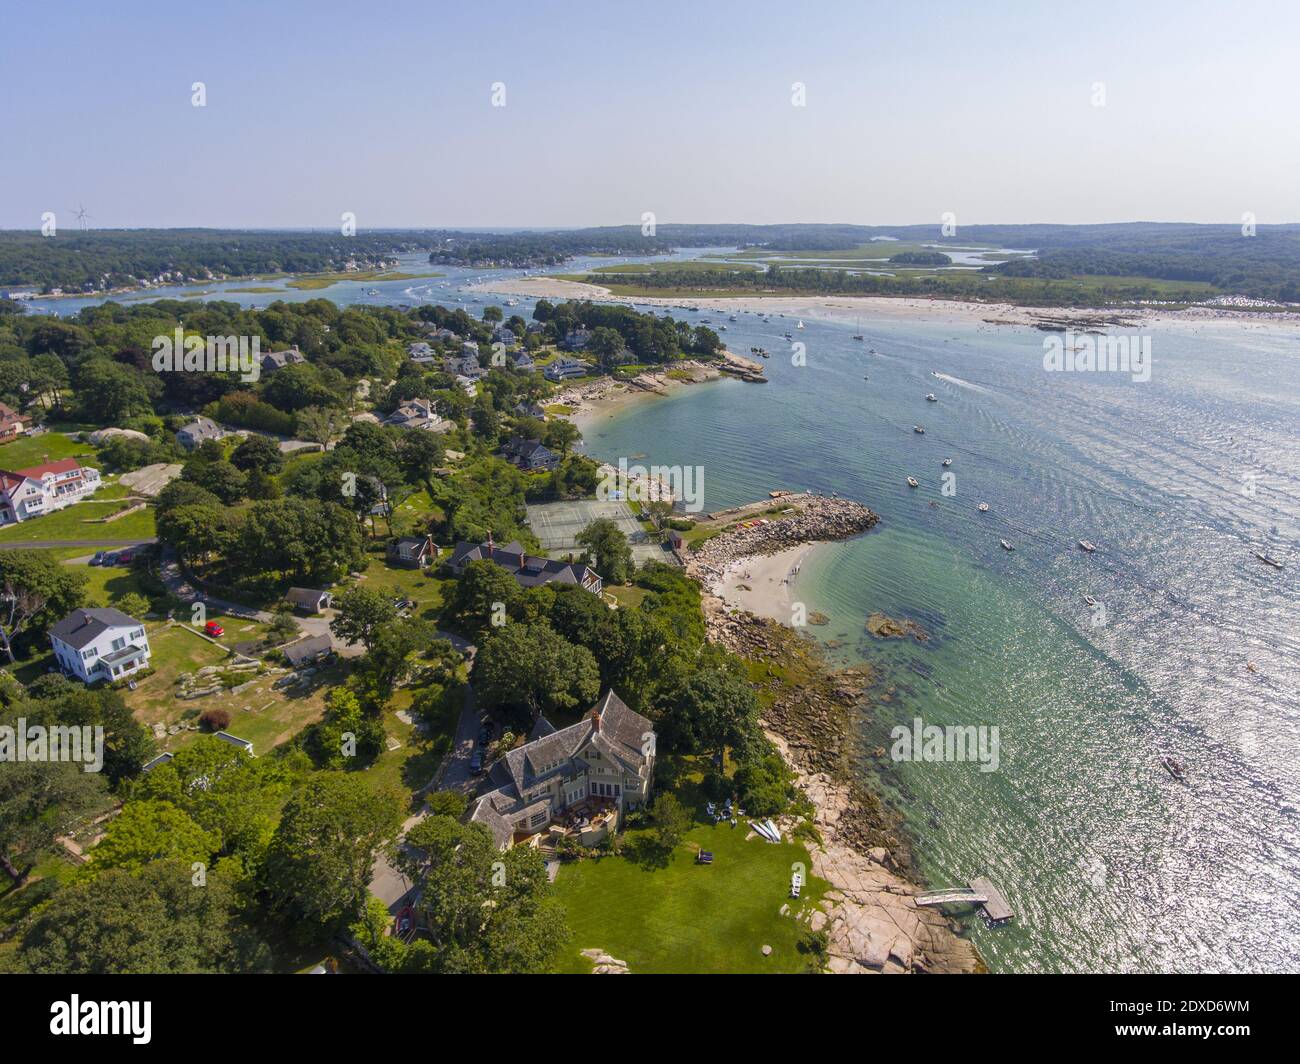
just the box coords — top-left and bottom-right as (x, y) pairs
(71, 204), (91, 231)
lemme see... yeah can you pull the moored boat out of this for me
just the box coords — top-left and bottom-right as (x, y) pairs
(1160, 754), (1186, 782)
(977, 502), (989, 512)
(1079, 540), (1097, 553)
(907, 476), (919, 488)
(1000, 539), (1014, 551)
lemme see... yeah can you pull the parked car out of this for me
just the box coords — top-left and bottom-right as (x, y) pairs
(89, 551), (108, 566)
(115, 549), (134, 565)
(203, 621), (225, 637)
(469, 751), (483, 774)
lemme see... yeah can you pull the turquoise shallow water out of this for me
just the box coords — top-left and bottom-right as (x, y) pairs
(582, 308), (1300, 973)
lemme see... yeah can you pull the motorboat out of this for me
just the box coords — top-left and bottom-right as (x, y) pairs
(1160, 754), (1186, 782)
(1079, 540), (1097, 553)
(907, 477), (920, 488)
(977, 502), (990, 512)
(1000, 540), (1014, 551)
(925, 393), (938, 402)
(942, 458), (952, 466)
(913, 425), (925, 434)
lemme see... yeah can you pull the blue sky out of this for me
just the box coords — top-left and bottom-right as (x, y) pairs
(2, 0), (1297, 228)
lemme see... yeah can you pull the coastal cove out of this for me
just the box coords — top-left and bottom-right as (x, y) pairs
(572, 299), (1300, 974)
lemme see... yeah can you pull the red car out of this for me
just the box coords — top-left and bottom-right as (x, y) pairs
(203, 621), (225, 637)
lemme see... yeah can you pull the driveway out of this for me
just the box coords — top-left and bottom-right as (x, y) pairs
(433, 684), (482, 795)
(158, 547), (362, 656)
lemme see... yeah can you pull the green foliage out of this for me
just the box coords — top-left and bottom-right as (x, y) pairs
(260, 773), (405, 937)
(394, 817), (569, 973)
(473, 621), (600, 719)
(576, 517), (633, 584)
(12, 859), (271, 974)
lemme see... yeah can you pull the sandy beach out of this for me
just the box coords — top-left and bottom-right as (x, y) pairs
(553, 361), (723, 435)
(469, 275), (1300, 332)
(712, 543), (815, 625)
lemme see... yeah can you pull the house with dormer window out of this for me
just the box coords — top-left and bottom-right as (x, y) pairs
(466, 691), (655, 850)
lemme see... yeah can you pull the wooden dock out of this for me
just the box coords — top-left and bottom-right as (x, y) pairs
(915, 878), (1015, 925)
(967, 877), (1015, 924)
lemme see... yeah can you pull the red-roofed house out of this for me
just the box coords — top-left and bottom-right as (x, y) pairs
(0, 458), (102, 525)
(0, 402), (27, 444)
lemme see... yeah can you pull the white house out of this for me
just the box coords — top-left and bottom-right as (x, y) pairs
(543, 357), (589, 382)
(49, 607), (151, 684)
(0, 459), (102, 525)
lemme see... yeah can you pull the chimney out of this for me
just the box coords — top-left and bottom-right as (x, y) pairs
(486, 531), (493, 557)
(590, 708), (601, 732)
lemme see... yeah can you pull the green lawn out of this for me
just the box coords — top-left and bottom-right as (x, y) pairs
(552, 815), (826, 974)
(0, 498), (155, 544)
(0, 432), (94, 468)
(355, 684), (463, 809)
(347, 554), (453, 625)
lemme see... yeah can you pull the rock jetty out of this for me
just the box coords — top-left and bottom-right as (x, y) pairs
(686, 495), (878, 604)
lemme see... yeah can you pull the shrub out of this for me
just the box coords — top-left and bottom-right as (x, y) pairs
(199, 708), (232, 732)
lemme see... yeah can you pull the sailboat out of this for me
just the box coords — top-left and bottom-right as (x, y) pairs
(796, 320), (805, 329)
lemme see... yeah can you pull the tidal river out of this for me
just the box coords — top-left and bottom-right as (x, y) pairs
(582, 305), (1300, 973)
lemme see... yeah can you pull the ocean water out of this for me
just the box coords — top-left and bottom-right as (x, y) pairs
(582, 308), (1300, 973)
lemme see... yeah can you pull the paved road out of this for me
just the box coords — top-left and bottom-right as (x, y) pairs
(1, 538), (157, 550)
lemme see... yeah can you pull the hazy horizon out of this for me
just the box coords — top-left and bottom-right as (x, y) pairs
(3, 0), (1298, 230)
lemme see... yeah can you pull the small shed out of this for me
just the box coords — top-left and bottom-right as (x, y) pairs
(285, 587), (333, 614)
(283, 633), (334, 668)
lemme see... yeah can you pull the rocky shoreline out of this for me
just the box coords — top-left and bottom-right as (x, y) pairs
(685, 501), (983, 974)
(686, 495), (879, 622)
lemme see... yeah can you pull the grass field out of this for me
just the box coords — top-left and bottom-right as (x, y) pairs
(0, 498), (156, 544)
(0, 432), (95, 468)
(122, 624), (338, 755)
(348, 553), (454, 625)
(552, 811), (826, 974)
(284, 269), (443, 291)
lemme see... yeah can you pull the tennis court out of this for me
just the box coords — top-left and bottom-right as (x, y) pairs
(526, 499), (676, 566)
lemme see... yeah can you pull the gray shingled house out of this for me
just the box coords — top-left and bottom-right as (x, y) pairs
(466, 691), (654, 851)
